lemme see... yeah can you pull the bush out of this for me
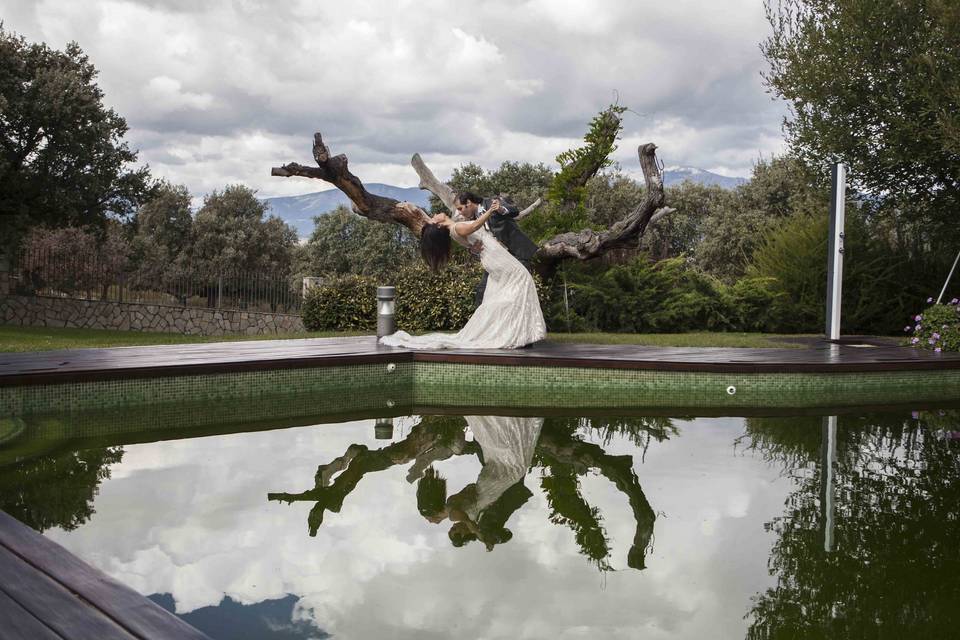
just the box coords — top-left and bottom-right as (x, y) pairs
(302, 275), (376, 331)
(545, 256), (801, 334)
(747, 212), (906, 334)
(905, 300), (960, 352)
(302, 260), (551, 333)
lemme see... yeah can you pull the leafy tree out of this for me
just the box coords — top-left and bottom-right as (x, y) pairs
(748, 209), (906, 333)
(642, 181), (728, 260)
(0, 444), (124, 532)
(130, 180), (193, 284)
(184, 184), (298, 275)
(584, 169), (647, 230)
(0, 27), (151, 253)
(692, 156), (826, 283)
(762, 0), (960, 245)
(19, 224), (130, 298)
(744, 412), (960, 638)
(298, 205), (418, 279)
(443, 160), (554, 215)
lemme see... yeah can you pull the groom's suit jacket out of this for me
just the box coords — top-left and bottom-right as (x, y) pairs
(480, 196), (539, 263)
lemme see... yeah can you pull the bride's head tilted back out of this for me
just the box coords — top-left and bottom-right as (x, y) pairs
(420, 216), (452, 271)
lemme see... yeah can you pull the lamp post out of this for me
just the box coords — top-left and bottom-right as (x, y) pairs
(377, 286), (396, 338)
(374, 417), (394, 440)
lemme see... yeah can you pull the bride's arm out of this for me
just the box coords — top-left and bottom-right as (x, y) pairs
(453, 204), (497, 238)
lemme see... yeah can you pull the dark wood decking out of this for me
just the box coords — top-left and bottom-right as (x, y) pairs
(0, 510), (209, 639)
(2, 336), (960, 386)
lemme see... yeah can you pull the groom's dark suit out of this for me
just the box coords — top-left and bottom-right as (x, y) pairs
(475, 196), (539, 307)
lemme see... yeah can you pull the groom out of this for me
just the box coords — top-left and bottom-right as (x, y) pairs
(454, 191), (539, 307)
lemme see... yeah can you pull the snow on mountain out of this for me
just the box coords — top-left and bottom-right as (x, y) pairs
(662, 166), (747, 189)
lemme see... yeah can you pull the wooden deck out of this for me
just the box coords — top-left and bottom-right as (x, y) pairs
(1, 335), (959, 386)
(0, 510), (209, 639)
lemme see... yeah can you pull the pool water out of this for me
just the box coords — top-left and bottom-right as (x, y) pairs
(1, 410), (958, 639)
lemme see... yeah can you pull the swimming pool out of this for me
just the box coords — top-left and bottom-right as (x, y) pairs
(1, 405), (957, 639)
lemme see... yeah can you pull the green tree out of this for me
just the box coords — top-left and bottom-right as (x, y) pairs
(0, 27), (151, 252)
(130, 180), (193, 285)
(748, 209), (906, 333)
(762, 0), (960, 245)
(642, 181), (728, 260)
(692, 156), (826, 283)
(444, 160), (554, 214)
(298, 205), (418, 279)
(185, 184), (298, 275)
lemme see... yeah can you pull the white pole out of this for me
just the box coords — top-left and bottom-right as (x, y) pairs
(821, 415), (837, 553)
(936, 249), (960, 304)
(825, 163), (846, 340)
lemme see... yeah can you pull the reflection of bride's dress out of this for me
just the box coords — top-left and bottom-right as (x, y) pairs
(380, 226), (546, 349)
(462, 415), (543, 521)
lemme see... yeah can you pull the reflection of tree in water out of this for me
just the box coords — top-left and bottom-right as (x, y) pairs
(269, 415), (666, 571)
(742, 411), (960, 639)
(0, 446), (124, 532)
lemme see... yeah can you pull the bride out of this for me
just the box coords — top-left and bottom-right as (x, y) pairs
(379, 199), (546, 349)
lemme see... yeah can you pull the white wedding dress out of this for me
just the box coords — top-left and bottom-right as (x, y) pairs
(380, 224), (546, 349)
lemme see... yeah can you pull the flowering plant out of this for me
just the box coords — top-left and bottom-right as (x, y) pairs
(905, 298), (960, 352)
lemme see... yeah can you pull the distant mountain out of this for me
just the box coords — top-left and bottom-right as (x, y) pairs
(663, 166), (747, 189)
(262, 183), (432, 238)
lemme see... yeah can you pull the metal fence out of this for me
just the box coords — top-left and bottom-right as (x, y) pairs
(10, 249), (302, 314)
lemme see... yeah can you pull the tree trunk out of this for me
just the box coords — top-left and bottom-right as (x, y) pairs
(271, 134), (673, 269)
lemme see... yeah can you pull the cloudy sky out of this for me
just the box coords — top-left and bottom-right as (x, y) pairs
(2, 0), (788, 200)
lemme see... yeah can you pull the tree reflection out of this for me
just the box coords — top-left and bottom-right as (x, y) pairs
(269, 415), (668, 571)
(0, 446), (124, 532)
(742, 411), (960, 639)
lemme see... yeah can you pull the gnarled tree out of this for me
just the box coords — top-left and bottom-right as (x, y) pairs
(271, 106), (674, 273)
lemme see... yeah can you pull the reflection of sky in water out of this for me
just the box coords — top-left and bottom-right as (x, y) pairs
(42, 416), (792, 640)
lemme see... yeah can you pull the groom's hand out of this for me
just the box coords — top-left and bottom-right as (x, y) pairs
(468, 243), (484, 256)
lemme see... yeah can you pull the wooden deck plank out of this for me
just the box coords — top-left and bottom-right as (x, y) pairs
(0, 545), (134, 640)
(2, 336), (959, 387)
(0, 588), (65, 640)
(0, 511), (211, 640)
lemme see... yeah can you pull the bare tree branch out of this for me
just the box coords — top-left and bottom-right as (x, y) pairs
(536, 143), (668, 268)
(411, 152), (456, 212)
(516, 198), (543, 220)
(272, 133), (431, 235)
(272, 133), (671, 265)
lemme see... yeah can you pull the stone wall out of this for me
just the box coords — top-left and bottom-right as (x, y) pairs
(0, 295), (304, 335)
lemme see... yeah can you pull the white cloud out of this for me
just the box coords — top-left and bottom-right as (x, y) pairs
(0, 0), (789, 199)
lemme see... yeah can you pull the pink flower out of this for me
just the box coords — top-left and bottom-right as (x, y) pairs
(935, 347), (942, 353)
(927, 297), (934, 303)
(912, 337), (920, 344)
(915, 314), (923, 321)
(905, 325), (912, 332)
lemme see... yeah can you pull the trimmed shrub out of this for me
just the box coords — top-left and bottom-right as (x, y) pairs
(905, 301), (960, 352)
(302, 260), (551, 333)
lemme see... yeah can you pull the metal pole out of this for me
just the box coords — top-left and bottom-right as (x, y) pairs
(936, 249), (960, 304)
(821, 415), (837, 553)
(825, 163), (846, 340)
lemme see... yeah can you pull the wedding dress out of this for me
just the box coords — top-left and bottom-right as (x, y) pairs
(380, 225), (546, 349)
(462, 415), (544, 521)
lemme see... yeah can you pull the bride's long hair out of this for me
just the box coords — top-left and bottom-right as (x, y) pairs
(420, 223), (451, 271)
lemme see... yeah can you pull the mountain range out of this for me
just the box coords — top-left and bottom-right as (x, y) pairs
(262, 168), (746, 238)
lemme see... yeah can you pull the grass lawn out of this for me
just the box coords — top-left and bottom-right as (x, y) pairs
(0, 324), (817, 352)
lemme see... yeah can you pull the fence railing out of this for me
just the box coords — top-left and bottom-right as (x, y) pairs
(10, 250), (302, 314)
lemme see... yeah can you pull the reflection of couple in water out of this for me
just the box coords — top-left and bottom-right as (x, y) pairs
(416, 416), (542, 551)
(269, 414), (656, 570)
